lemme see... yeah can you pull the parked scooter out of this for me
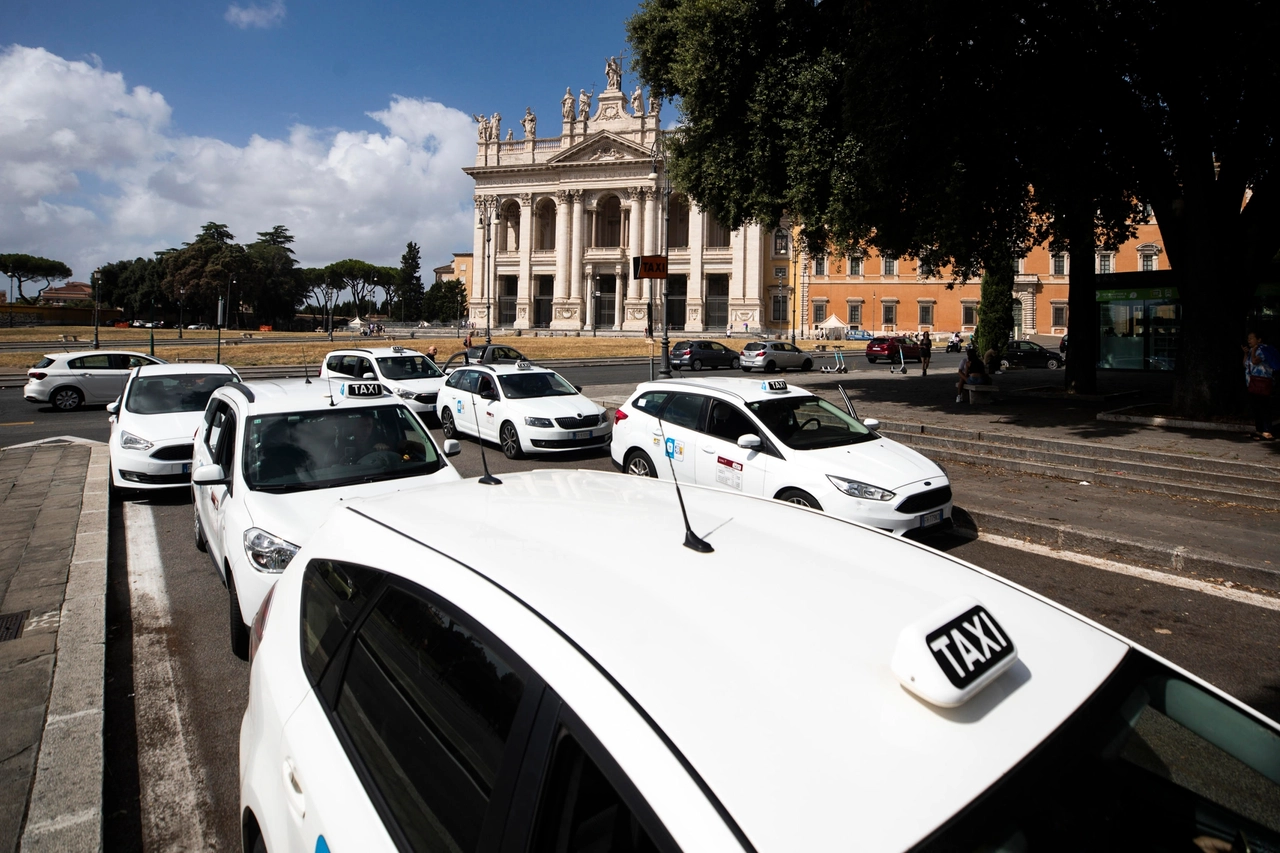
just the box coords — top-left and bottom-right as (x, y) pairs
(945, 334), (963, 353)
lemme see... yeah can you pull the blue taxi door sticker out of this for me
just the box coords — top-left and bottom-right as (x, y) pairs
(664, 437), (684, 461)
(316, 836), (331, 853)
(456, 398), (464, 413)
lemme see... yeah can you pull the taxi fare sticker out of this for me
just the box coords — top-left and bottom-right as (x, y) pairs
(925, 606), (1013, 689)
(715, 456), (743, 489)
(664, 437), (685, 462)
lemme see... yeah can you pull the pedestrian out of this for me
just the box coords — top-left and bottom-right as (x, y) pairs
(426, 346), (438, 363)
(920, 332), (932, 376)
(1243, 330), (1279, 440)
(984, 347), (1002, 375)
(464, 332), (473, 348)
(956, 348), (990, 402)
(726, 323), (733, 338)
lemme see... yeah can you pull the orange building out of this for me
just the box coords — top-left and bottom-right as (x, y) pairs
(788, 222), (1165, 340)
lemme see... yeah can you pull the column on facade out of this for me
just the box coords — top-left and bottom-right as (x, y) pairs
(627, 188), (643, 300)
(516, 193), (533, 328)
(471, 195), (486, 323)
(687, 200), (705, 328)
(570, 190), (584, 305)
(744, 225), (763, 332)
(554, 191), (570, 300)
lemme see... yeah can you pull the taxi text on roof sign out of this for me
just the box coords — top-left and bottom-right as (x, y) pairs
(762, 379), (788, 393)
(890, 596), (1018, 708)
(340, 382), (385, 398)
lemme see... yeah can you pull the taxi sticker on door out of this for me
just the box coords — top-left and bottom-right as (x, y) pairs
(716, 456), (743, 489)
(664, 437), (685, 462)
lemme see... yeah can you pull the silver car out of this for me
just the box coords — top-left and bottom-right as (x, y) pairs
(24, 350), (166, 411)
(739, 340), (813, 372)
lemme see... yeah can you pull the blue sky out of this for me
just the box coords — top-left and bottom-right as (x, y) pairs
(1, 0), (647, 281)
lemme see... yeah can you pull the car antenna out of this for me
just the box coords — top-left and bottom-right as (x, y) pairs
(470, 389), (501, 486)
(325, 370), (337, 406)
(657, 421), (713, 553)
(303, 361), (311, 384)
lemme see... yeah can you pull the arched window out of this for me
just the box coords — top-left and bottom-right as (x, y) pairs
(595, 195), (622, 248)
(669, 195), (691, 248)
(534, 198), (556, 251)
(497, 200), (521, 252)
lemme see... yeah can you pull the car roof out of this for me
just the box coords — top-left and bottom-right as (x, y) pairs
(454, 362), (557, 377)
(133, 363), (238, 377)
(325, 347), (426, 358)
(214, 377), (400, 414)
(43, 349), (156, 360)
(628, 376), (814, 404)
(334, 470), (1130, 852)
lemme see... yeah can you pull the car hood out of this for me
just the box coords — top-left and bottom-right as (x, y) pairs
(386, 376), (446, 393)
(509, 396), (606, 420)
(789, 436), (945, 490)
(117, 411), (205, 443)
(242, 467), (461, 545)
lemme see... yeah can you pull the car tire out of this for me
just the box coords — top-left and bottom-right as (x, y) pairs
(801, 358), (813, 371)
(742, 367), (752, 372)
(1000, 359), (1011, 370)
(194, 504), (207, 553)
(764, 361), (777, 373)
(778, 488), (823, 511)
(691, 359), (703, 372)
(108, 473), (129, 503)
(51, 386), (84, 412)
(624, 449), (657, 478)
(500, 421), (523, 460)
(1046, 358), (1060, 370)
(228, 570), (250, 661)
(867, 357), (878, 364)
(440, 406), (457, 439)
(730, 357), (741, 369)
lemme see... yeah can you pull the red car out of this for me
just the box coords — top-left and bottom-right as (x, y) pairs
(865, 336), (923, 363)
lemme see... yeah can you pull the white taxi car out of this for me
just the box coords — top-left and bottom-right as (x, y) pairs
(611, 377), (951, 536)
(25, 350), (165, 411)
(241, 469), (1280, 853)
(191, 377), (461, 659)
(437, 361), (611, 459)
(319, 347), (446, 418)
(107, 363), (240, 496)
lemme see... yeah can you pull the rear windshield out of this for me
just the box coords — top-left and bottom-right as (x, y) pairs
(743, 343), (766, 351)
(914, 652), (1280, 852)
(125, 374), (237, 414)
(746, 395), (875, 450)
(34, 357), (54, 369)
(376, 355), (442, 380)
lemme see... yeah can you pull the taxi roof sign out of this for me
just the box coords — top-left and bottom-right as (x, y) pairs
(890, 596), (1018, 708)
(761, 379), (789, 393)
(516, 361), (534, 370)
(339, 381), (386, 398)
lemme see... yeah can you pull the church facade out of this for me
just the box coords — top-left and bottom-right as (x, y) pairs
(463, 59), (776, 335)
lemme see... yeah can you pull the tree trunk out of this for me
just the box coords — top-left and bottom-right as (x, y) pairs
(1064, 203), (1098, 395)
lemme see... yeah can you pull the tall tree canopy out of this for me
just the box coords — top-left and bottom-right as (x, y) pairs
(327, 259), (379, 318)
(397, 242), (425, 321)
(0, 254), (74, 302)
(629, 0), (1278, 413)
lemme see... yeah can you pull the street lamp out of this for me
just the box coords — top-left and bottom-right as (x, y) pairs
(649, 132), (672, 378)
(592, 282), (601, 337)
(177, 285), (184, 340)
(91, 268), (101, 349)
(790, 251), (798, 346)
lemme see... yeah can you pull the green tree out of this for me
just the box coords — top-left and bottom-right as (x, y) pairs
(163, 223), (246, 327)
(242, 226), (306, 326)
(396, 242), (425, 321)
(424, 278), (467, 324)
(976, 256), (1015, 360)
(326, 259), (379, 318)
(302, 267), (341, 332)
(0, 254), (74, 302)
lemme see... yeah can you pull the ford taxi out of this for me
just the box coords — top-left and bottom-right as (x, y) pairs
(191, 377), (461, 659)
(319, 346), (446, 418)
(437, 361), (611, 459)
(611, 376), (951, 536)
(240, 469), (1280, 853)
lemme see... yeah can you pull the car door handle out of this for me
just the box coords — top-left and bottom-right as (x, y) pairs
(702, 445), (717, 453)
(282, 758), (306, 818)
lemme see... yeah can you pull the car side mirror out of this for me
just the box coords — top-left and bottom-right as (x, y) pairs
(480, 388), (498, 401)
(191, 463), (229, 486)
(362, 372), (376, 380)
(737, 434), (762, 449)
(862, 418), (880, 431)
(106, 400), (119, 415)
(574, 385), (583, 393)
(442, 439), (462, 458)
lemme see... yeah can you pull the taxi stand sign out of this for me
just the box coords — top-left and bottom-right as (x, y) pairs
(890, 596), (1018, 708)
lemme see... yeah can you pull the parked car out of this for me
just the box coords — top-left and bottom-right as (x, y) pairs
(865, 336), (922, 363)
(670, 340), (741, 371)
(439, 344), (527, 373)
(1000, 340), (1062, 370)
(24, 350), (166, 411)
(320, 346), (446, 418)
(188, 323), (212, 330)
(1059, 334), (1069, 359)
(739, 341), (812, 372)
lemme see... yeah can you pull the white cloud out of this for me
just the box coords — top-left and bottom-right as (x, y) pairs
(225, 0), (287, 29)
(0, 45), (477, 281)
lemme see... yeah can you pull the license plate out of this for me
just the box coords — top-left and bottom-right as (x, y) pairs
(425, 404), (436, 412)
(571, 430), (593, 440)
(920, 510), (942, 528)
(182, 463), (191, 474)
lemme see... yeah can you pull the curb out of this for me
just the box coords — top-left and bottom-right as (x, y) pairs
(20, 444), (108, 852)
(965, 506), (1280, 592)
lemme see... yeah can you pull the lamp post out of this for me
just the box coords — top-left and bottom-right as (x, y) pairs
(91, 269), (101, 349)
(790, 251), (798, 346)
(649, 132), (672, 378)
(148, 292), (155, 356)
(591, 282), (601, 337)
(457, 288), (464, 338)
(177, 286), (184, 340)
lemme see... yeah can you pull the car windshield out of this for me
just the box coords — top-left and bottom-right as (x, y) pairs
(497, 371), (578, 399)
(916, 651), (1280, 852)
(376, 355), (442, 380)
(747, 395), (876, 450)
(125, 374), (237, 415)
(243, 404), (445, 492)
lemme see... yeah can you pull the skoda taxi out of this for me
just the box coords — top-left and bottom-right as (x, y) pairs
(241, 469), (1280, 853)
(319, 347), (446, 418)
(611, 377), (951, 535)
(437, 361), (611, 459)
(191, 377), (461, 659)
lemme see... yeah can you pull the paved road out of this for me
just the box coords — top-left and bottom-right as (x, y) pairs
(100, 421), (1280, 849)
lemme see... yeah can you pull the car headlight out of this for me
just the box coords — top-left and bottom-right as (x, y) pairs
(120, 431), (154, 451)
(243, 528), (300, 573)
(392, 386), (415, 399)
(827, 475), (896, 501)
(524, 416), (554, 428)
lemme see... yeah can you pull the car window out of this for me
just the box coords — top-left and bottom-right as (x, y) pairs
(660, 393), (705, 430)
(498, 371), (578, 399)
(447, 370), (479, 393)
(708, 342), (727, 354)
(34, 357), (54, 369)
(476, 375), (496, 397)
(704, 401), (757, 443)
(69, 355), (112, 370)
(377, 355), (442, 380)
(335, 585), (527, 853)
(355, 358), (375, 378)
(125, 374), (236, 415)
(205, 402), (231, 454)
(326, 356), (351, 376)
(213, 410), (237, 475)
(747, 395), (874, 450)
(633, 391), (671, 413)
(300, 559), (385, 685)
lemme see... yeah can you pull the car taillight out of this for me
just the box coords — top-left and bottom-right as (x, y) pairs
(613, 409), (628, 423)
(28, 372), (46, 380)
(249, 582), (277, 663)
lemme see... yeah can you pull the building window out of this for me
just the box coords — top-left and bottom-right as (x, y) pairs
(771, 291), (788, 322)
(774, 266), (787, 280)
(918, 303), (934, 326)
(773, 229), (789, 256)
(848, 303), (862, 326)
(705, 215), (731, 248)
(882, 302), (897, 326)
(1140, 251), (1157, 272)
(814, 256), (826, 276)
(1098, 253), (1113, 275)
(962, 303), (978, 326)
(883, 256), (896, 276)
(849, 254), (863, 276)
(1052, 254), (1065, 276)
(813, 302), (827, 324)
(1052, 304), (1069, 327)
(669, 195), (690, 248)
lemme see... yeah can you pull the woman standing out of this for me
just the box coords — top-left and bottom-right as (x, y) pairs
(1244, 330), (1279, 440)
(920, 332), (932, 377)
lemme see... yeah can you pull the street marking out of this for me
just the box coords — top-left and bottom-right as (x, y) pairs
(125, 501), (208, 850)
(0, 421), (35, 426)
(983, 533), (1280, 612)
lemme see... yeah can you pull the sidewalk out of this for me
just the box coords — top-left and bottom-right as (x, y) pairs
(0, 440), (107, 853)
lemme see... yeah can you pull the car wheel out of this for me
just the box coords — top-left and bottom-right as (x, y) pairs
(624, 449), (657, 478)
(867, 357), (878, 364)
(108, 473), (129, 503)
(500, 421), (523, 460)
(764, 361), (777, 373)
(1000, 359), (1011, 370)
(1046, 358), (1060, 370)
(691, 359), (703, 372)
(741, 366), (752, 372)
(194, 504), (207, 553)
(440, 406), (457, 439)
(51, 386), (84, 412)
(228, 570), (249, 661)
(778, 488), (823, 511)
(801, 358), (813, 371)
(730, 357), (741, 369)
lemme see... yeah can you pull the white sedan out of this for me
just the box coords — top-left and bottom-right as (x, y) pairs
(437, 361), (611, 459)
(108, 363), (240, 496)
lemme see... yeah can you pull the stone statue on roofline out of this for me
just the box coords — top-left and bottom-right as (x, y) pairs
(490, 113), (501, 142)
(472, 113), (490, 142)
(631, 86), (644, 116)
(606, 56), (622, 90)
(579, 89), (592, 121)
(562, 88), (575, 121)
(522, 107), (536, 139)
